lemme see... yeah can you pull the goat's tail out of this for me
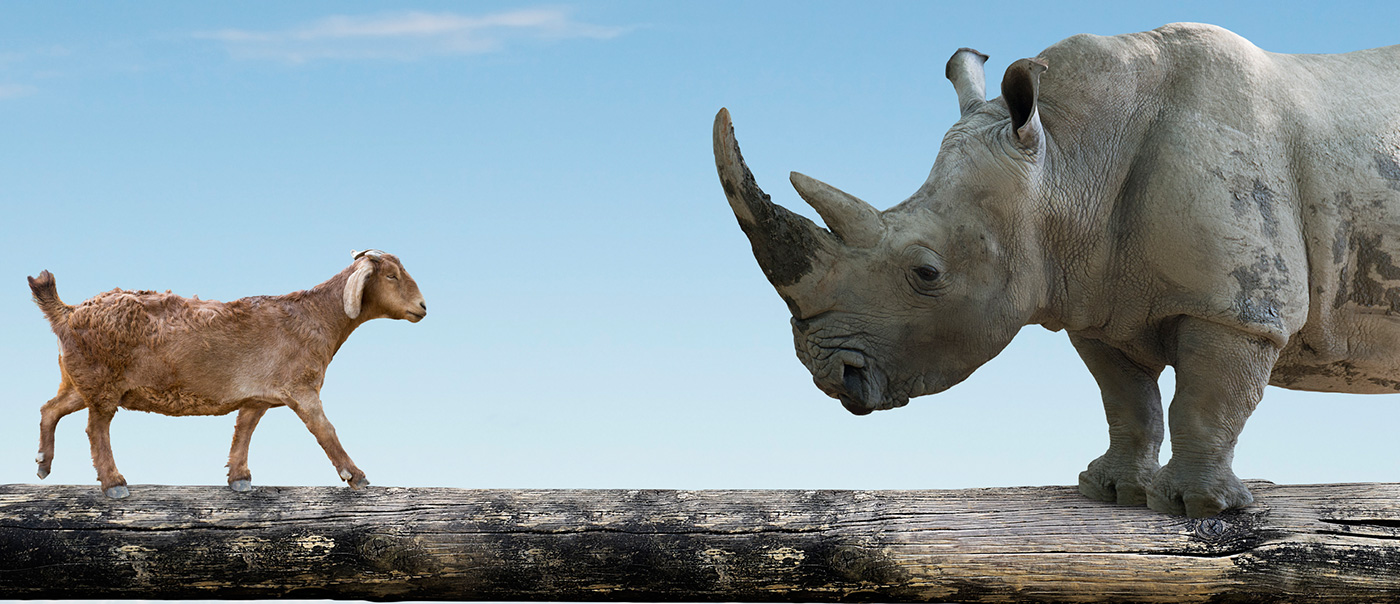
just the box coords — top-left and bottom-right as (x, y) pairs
(28, 270), (72, 328)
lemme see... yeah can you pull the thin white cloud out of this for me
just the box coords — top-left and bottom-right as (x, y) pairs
(197, 8), (628, 63)
(0, 84), (36, 99)
(0, 46), (71, 99)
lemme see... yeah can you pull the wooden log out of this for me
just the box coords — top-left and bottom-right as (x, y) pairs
(1, 482), (1398, 602)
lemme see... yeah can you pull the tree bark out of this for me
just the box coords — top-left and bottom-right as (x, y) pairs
(2, 482), (1398, 602)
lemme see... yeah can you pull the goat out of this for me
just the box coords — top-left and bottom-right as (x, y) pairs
(28, 249), (427, 499)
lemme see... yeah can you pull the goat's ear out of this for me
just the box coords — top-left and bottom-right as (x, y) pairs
(343, 259), (374, 319)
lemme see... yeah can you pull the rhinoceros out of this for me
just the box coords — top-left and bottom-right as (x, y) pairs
(715, 22), (1400, 517)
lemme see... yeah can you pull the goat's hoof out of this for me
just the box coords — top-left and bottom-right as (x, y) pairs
(229, 480), (253, 493)
(104, 485), (130, 499)
(350, 476), (370, 490)
(36, 468), (49, 480)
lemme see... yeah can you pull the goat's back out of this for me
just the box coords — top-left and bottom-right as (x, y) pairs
(59, 288), (331, 413)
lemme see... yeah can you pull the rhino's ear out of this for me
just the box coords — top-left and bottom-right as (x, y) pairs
(946, 48), (989, 116)
(1002, 57), (1048, 149)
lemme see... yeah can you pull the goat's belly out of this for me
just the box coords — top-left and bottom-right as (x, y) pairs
(120, 388), (246, 416)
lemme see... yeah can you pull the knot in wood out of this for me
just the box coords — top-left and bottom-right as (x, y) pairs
(1191, 518), (1229, 540)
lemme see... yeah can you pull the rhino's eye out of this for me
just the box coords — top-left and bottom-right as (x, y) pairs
(908, 264), (944, 297)
(903, 246), (945, 296)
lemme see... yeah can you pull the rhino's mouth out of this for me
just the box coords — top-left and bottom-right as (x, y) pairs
(834, 361), (909, 415)
(799, 341), (911, 415)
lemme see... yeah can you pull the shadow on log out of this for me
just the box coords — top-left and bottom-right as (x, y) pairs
(2, 481), (1399, 602)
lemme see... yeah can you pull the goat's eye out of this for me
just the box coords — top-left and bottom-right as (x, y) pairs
(386, 274), (398, 281)
(913, 266), (940, 282)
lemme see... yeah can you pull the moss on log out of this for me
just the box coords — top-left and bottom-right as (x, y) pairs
(2, 482), (1399, 602)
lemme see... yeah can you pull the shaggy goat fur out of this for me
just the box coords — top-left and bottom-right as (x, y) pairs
(29, 250), (426, 499)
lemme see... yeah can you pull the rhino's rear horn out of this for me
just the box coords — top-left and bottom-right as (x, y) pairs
(946, 47), (990, 116)
(789, 172), (882, 248)
(714, 108), (836, 290)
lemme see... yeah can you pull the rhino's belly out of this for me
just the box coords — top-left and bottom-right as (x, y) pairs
(1272, 314), (1400, 393)
(1270, 359), (1400, 393)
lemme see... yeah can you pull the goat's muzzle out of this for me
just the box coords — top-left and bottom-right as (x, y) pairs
(406, 299), (427, 322)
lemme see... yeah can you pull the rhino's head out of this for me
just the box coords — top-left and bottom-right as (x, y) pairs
(716, 50), (1052, 415)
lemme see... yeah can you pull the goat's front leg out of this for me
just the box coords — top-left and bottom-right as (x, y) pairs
(227, 404), (270, 492)
(37, 378), (87, 480)
(1148, 317), (1279, 518)
(285, 393), (368, 489)
(85, 400), (128, 499)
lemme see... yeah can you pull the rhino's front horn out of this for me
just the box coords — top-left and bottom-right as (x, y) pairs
(789, 172), (882, 248)
(714, 108), (836, 300)
(946, 47), (989, 116)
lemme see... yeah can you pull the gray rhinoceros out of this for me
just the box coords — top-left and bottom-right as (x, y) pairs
(715, 22), (1400, 517)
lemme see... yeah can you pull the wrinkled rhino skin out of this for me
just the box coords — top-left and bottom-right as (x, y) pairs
(716, 23), (1400, 518)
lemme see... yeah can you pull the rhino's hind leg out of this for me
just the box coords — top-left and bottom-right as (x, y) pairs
(1148, 317), (1278, 518)
(1071, 335), (1165, 506)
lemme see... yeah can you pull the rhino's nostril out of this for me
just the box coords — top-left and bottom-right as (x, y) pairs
(843, 364), (865, 398)
(839, 365), (874, 416)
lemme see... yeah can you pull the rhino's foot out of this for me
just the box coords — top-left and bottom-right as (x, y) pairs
(229, 479), (253, 493)
(1147, 460), (1253, 518)
(1078, 453), (1159, 506)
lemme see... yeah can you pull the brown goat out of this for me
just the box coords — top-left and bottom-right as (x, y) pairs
(28, 249), (426, 499)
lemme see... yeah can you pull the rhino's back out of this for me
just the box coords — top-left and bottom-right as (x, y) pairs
(1041, 22), (1400, 135)
(1039, 24), (1400, 392)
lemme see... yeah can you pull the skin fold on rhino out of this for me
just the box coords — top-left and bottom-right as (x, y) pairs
(716, 23), (1400, 518)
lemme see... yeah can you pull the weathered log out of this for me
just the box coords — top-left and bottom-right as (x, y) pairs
(1, 482), (1398, 602)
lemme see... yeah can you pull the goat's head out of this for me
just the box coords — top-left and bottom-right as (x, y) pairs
(343, 250), (427, 322)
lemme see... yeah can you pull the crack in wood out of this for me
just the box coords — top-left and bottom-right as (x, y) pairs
(1322, 518), (1400, 528)
(1315, 529), (1400, 541)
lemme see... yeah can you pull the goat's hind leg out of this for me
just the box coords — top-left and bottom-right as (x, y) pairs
(227, 405), (269, 492)
(37, 379), (86, 480)
(84, 398), (128, 499)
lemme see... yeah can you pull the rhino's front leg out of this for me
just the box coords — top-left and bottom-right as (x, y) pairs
(1071, 335), (1164, 506)
(1149, 317), (1278, 518)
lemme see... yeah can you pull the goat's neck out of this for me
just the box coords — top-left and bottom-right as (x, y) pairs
(297, 269), (373, 361)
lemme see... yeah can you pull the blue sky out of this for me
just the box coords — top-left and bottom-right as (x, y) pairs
(3, 1), (1399, 494)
